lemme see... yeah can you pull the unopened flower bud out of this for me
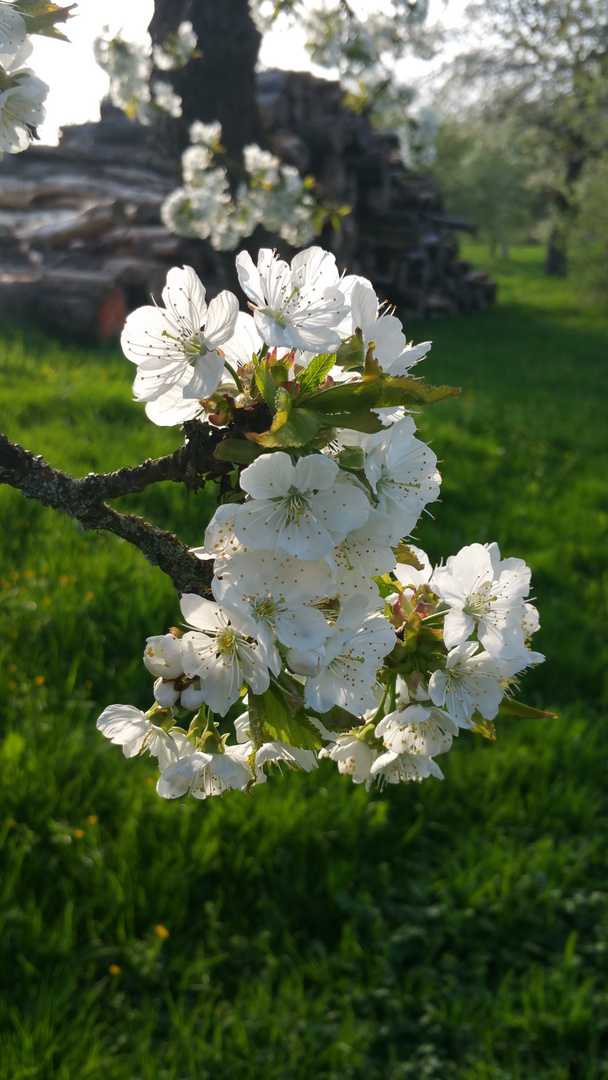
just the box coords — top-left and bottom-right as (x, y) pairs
(180, 680), (206, 710)
(143, 633), (183, 679)
(286, 647), (325, 677)
(153, 677), (180, 707)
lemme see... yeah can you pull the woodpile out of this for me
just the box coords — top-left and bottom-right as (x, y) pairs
(259, 71), (495, 317)
(0, 77), (495, 340)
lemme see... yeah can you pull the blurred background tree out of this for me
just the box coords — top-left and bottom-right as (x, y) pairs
(436, 0), (608, 280)
(148, 0), (442, 170)
(429, 116), (542, 256)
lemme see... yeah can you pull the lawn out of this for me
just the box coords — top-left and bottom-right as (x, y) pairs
(0, 244), (607, 1079)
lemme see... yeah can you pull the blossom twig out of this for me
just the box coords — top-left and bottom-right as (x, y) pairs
(0, 425), (226, 594)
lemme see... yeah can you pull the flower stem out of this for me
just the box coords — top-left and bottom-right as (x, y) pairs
(224, 360), (243, 394)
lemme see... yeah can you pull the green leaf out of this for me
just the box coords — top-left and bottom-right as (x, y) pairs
(253, 365), (277, 410)
(323, 409), (386, 434)
(297, 353), (336, 396)
(305, 378), (383, 414)
(392, 543), (425, 570)
(13, 0), (75, 39)
(469, 717), (497, 741)
(252, 407), (325, 448)
(259, 687), (324, 751)
(213, 439), (265, 464)
(376, 375), (461, 408)
(309, 704), (361, 732)
(498, 699), (558, 720)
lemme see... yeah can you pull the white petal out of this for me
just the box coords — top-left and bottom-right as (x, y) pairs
(203, 290), (239, 346)
(162, 265), (207, 326)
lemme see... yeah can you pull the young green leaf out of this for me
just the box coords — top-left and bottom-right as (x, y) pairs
(254, 365), (277, 410)
(260, 687), (324, 750)
(497, 700), (558, 720)
(297, 353), (336, 397)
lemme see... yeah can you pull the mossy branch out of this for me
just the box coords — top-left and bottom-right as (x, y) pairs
(0, 420), (231, 595)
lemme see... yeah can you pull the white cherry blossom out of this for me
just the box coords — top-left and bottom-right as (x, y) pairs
(253, 740), (318, 782)
(393, 545), (433, 590)
(235, 246), (347, 353)
(364, 416), (441, 534)
(371, 747), (444, 784)
(319, 734), (378, 787)
(121, 266), (239, 426)
(328, 508), (397, 607)
(180, 594), (270, 714)
(0, 42), (47, 155)
(234, 451), (371, 561)
(143, 633), (183, 680)
(193, 504), (244, 568)
(221, 311), (264, 367)
(383, 339), (433, 376)
(157, 744), (252, 799)
(428, 642), (511, 728)
(375, 702), (457, 757)
(153, 677), (181, 708)
(304, 596), (396, 714)
(0, 5), (26, 59)
(213, 550), (334, 673)
(431, 542), (533, 657)
(96, 704), (179, 770)
(348, 281), (407, 367)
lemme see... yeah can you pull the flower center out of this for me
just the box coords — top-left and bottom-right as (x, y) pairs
(249, 594), (284, 624)
(216, 627), (238, 656)
(275, 487), (312, 524)
(463, 582), (496, 620)
(184, 331), (209, 358)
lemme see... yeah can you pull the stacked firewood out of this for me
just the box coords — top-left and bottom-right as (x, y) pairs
(0, 107), (184, 337)
(259, 70), (495, 318)
(0, 76), (495, 340)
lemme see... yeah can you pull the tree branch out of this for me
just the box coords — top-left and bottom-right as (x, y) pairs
(0, 423), (231, 595)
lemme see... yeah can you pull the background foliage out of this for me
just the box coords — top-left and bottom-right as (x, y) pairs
(0, 245), (607, 1078)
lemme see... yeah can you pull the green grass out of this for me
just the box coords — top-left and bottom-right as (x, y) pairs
(1, 245), (607, 1078)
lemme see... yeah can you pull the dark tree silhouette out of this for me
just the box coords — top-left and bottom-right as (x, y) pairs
(149, 0), (262, 168)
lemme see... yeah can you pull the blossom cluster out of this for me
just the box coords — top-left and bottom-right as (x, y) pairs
(253, 0), (439, 169)
(93, 21), (197, 126)
(0, 0), (72, 155)
(161, 121), (320, 251)
(98, 244), (546, 801)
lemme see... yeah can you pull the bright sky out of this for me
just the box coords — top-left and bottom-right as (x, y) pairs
(30, 0), (468, 145)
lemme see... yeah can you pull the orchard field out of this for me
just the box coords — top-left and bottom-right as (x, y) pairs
(0, 244), (607, 1079)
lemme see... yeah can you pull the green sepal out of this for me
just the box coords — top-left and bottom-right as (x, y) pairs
(269, 363), (291, 385)
(214, 439), (265, 464)
(259, 686), (323, 751)
(337, 446), (365, 470)
(297, 353), (336, 396)
(335, 331), (365, 371)
(403, 611), (423, 644)
(497, 699), (558, 720)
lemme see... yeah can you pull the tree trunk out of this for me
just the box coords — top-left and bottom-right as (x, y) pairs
(545, 228), (567, 276)
(148, 0), (262, 169)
